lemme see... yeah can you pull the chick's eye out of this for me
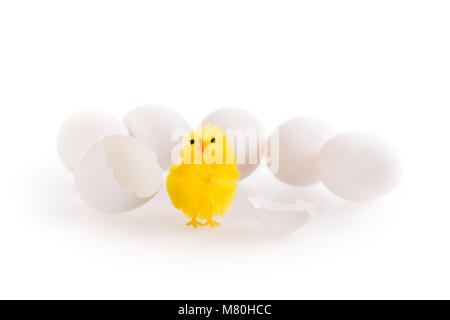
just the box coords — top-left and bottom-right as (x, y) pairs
(211, 138), (216, 143)
(190, 139), (195, 145)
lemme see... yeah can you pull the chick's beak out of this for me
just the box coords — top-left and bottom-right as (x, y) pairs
(197, 138), (204, 153)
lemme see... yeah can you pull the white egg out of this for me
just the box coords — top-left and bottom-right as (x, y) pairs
(266, 117), (335, 186)
(201, 107), (265, 179)
(75, 135), (163, 213)
(57, 111), (128, 173)
(318, 131), (402, 202)
(248, 195), (315, 234)
(123, 105), (190, 170)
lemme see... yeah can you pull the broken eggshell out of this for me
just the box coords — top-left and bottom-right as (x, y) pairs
(75, 135), (163, 213)
(57, 111), (129, 173)
(248, 195), (315, 234)
(123, 105), (190, 170)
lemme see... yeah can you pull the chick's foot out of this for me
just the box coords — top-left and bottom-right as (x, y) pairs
(204, 220), (220, 227)
(186, 219), (204, 228)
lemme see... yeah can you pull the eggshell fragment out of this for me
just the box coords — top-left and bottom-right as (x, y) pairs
(201, 107), (265, 179)
(266, 117), (335, 187)
(57, 111), (128, 173)
(318, 131), (402, 202)
(75, 135), (163, 213)
(123, 105), (190, 170)
(248, 195), (315, 234)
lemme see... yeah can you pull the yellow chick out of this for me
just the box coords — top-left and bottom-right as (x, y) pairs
(167, 124), (240, 227)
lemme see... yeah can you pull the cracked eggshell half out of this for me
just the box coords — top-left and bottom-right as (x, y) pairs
(248, 195), (315, 234)
(201, 107), (265, 180)
(75, 135), (163, 213)
(57, 111), (129, 173)
(123, 105), (190, 170)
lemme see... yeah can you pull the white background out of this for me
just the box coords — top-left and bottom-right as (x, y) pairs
(0, 0), (449, 299)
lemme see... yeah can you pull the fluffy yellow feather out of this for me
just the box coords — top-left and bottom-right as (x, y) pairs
(167, 124), (240, 227)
